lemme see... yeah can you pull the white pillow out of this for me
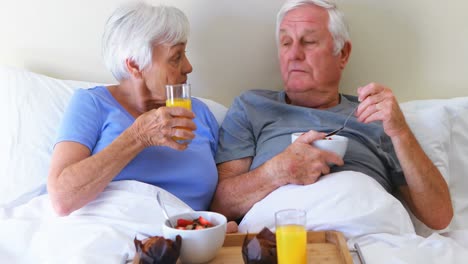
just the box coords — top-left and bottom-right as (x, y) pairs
(196, 97), (227, 126)
(401, 101), (451, 184)
(401, 97), (468, 235)
(0, 67), (103, 205)
(444, 98), (468, 230)
(0, 66), (227, 206)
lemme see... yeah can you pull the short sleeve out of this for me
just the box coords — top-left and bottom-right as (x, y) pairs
(208, 117), (219, 157)
(55, 89), (102, 151)
(216, 95), (256, 164)
(192, 98), (219, 157)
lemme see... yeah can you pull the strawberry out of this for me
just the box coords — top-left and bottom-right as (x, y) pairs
(177, 218), (194, 227)
(197, 216), (213, 227)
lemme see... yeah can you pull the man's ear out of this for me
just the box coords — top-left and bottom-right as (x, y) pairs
(339, 41), (352, 70)
(125, 58), (143, 79)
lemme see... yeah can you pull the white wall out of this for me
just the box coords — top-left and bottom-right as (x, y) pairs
(1, 0), (467, 106)
(340, 0), (468, 101)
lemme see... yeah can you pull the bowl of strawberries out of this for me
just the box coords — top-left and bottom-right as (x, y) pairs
(162, 211), (227, 263)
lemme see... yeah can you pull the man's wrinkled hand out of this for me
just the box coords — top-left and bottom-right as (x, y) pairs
(356, 83), (410, 138)
(266, 130), (343, 186)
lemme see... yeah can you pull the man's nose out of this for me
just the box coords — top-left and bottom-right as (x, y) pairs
(288, 42), (305, 61)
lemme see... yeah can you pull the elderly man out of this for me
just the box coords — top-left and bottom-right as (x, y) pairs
(212, 0), (453, 230)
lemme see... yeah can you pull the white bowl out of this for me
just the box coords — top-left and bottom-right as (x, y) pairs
(162, 211), (227, 264)
(291, 132), (349, 159)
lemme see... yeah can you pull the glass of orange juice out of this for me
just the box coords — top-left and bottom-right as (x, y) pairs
(165, 83), (192, 143)
(166, 83), (192, 110)
(275, 209), (307, 264)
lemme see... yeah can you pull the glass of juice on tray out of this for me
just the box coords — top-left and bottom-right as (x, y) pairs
(165, 83), (192, 143)
(275, 209), (307, 264)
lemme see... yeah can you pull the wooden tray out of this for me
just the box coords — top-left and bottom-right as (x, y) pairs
(208, 230), (353, 263)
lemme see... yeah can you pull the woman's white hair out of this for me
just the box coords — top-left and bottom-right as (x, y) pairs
(102, 2), (189, 81)
(276, 0), (350, 55)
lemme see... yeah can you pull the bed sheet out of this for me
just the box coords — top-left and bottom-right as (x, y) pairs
(351, 232), (468, 264)
(0, 180), (192, 264)
(239, 171), (468, 264)
(1, 175), (467, 263)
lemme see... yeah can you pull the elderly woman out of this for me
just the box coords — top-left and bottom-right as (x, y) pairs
(47, 2), (218, 216)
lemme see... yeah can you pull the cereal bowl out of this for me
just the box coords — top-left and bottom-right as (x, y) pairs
(162, 211), (227, 264)
(291, 133), (349, 159)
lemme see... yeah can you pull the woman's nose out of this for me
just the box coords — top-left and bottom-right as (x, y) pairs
(182, 55), (193, 74)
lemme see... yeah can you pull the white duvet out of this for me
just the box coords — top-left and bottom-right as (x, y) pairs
(0, 181), (192, 264)
(1, 173), (467, 264)
(238, 171), (468, 264)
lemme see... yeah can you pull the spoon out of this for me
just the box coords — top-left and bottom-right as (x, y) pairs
(325, 104), (358, 137)
(156, 191), (174, 228)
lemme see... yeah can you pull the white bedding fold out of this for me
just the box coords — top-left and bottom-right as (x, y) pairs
(0, 180), (192, 264)
(239, 171), (415, 237)
(351, 232), (468, 264)
(2, 175), (468, 263)
(238, 171), (468, 264)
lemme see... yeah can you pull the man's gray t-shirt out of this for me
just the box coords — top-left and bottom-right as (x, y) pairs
(216, 90), (406, 192)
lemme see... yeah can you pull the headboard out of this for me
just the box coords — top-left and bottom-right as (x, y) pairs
(1, 0), (467, 106)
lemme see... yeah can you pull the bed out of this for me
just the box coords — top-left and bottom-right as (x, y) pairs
(1, 66), (468, 263)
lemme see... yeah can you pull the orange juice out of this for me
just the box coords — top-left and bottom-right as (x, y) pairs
(166, 98), (192, 110)
(276, 225), (307, 264)
(166, 98), (192, 142)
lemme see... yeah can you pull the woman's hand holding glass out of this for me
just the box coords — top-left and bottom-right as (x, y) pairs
(131, 105), (196, 151)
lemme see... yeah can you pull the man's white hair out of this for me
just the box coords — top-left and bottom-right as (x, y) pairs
(276, 0), (350, 55)
(102, 2), (189, 81)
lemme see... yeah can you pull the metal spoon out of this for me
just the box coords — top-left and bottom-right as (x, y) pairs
(325, 104), (358, 137)
(354, 243), (367, 264)
(156, 191), (174, 228)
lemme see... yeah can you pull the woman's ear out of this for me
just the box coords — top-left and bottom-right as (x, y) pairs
(125, 58), (143, 79)
(339, 41), (352, 70)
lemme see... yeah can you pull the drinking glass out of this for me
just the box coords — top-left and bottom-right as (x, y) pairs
(166, 83), (192, 110)
(275, 209), (307, 264)
(165, 83), (192, 143)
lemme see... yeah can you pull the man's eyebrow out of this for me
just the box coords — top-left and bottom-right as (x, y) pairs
(279, 29), (292, 36)
(279, 26), (318, 32)
(279, 28), (317, 36)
